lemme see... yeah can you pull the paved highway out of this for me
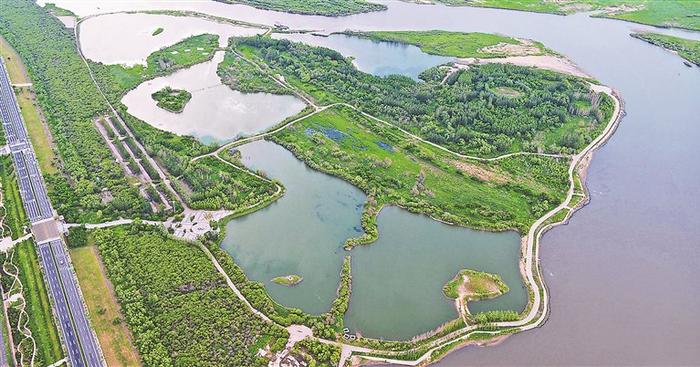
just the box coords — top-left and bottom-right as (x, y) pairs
(0, 59), (103, 366)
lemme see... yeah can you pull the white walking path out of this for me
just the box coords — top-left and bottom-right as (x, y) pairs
(70, 12), (623, 366)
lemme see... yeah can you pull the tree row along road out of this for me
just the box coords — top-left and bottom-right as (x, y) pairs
(0, 59), (104, 367)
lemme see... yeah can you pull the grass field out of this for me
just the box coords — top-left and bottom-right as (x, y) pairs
(433, 0), (700, 31)
(1, 156), (28, 239)
(70, 246), (142, 367)
(0, 301), (10, 365)
(15, 240), (63, 365)
(17, 89), (58, 174)
(1, 34), (58, 175)
(0, 35), (28, 84)
(632, 32), (700, 66)
(272, 105), (570, 236)
(355, 30), (549, 58)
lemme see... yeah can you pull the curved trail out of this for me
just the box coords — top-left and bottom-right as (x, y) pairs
(70, 10), (624, 367)
(3, 251), (37, 367)
(357, 84), (623, 367)
(191, 50), (569, 165)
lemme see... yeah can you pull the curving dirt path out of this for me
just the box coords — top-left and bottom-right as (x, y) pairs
(3, 250), (37, 367)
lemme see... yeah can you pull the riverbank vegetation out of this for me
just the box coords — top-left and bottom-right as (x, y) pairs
(631, 32), (700, 66)
(234, 36), (611, 157)
(271, 105), (570, 234)
(443, 269), (509, 301)
(89, 33), (219, 102)
(42, 2), (76, 17)
(0, 0), (155, 223)
(351, 30), (549, 58)
(151, 86), (192, 113)
(423, 0), (700, 31)
(222, 0), (386, 16)
(93, 224), (288, 366)
(70, 245), (142, 367)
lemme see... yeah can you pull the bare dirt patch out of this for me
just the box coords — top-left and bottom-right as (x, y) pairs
(479, 39), (542, 57)
(446, 159), (507, 183)
(457, 55), (590, 78)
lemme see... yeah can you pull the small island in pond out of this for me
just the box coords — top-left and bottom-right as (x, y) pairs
(443, 268), (509, 302)
(151, 86), (191, 113)
(271, 274), (303, 286)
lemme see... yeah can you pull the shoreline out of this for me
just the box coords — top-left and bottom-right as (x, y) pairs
(68, 9), (626, 366)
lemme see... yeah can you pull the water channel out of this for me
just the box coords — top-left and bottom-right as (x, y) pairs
(49, 0), (700, 363)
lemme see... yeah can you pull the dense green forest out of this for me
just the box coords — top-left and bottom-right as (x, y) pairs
(93, 224), (288, 366)
(272, 105), (570, 235)
(151, 86), (192, 113)
(632, 32), (700, 67)
(0, 0), (154, 222)
(351, 30), (549, 58)
(218, 48), (290, 94)
(175, 156), (278, 210)
(221, 0), (386, 16)
(234, 36), (610, 157)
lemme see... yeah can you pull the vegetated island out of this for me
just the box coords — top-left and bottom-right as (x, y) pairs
(152, 27), (164, 36)
(348, 30), (551, 58)
(443, 269), (509, 302)
(631, 32), (700, 67)
(411, 0), (700, 32)
(218, 0), (387, 16)
(442, 269), (513, 323)
(271, 274), (303, 286)
(151, 86), (192, 113)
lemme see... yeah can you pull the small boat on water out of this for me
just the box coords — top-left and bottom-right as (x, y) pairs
(683, 60), (693, 67)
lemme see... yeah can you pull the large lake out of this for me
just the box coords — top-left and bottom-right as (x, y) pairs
(49, 0), (700, 364)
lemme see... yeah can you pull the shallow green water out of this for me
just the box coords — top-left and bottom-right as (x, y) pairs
(222, 140), (525, 339)
(346, 206), (525, 340)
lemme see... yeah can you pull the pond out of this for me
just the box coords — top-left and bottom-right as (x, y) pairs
(222, 140), (525, 340)
(121, 51), (307, 144)
(79, 12), (263, 66)
(273, 33), (452, 80)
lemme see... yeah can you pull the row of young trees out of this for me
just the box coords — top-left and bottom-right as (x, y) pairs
(94, 224), (288, 366)
(0, 0), (154, 222)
